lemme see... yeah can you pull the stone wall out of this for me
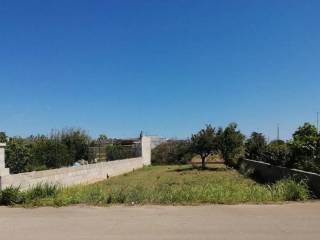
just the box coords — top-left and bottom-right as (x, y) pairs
(239, 159), (320, 196)
(0, 136), (152, 191)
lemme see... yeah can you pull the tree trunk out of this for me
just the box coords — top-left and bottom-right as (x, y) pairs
(201, 156), (206, 169)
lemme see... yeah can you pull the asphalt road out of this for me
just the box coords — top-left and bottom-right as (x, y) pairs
(0, 202), (319, 240)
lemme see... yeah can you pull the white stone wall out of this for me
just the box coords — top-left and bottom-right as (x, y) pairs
(0, 157), (144, 190)
(0, 136), (152, 190)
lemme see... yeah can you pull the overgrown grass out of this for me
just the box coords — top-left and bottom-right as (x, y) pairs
(0, 183), (60, 206)
(0, 165), (310, 207)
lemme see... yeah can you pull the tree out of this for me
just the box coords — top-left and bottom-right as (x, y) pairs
(288, 123), (320, 172)
(190, 125), (218, 169)
(245, 132), (267, 161)
(264, 140), (290, 166)
(0, 132), (7, 142)
(217, 123), (245, 166)
(51, 128), (90, 162)
(31, 139), (71, 168)
(292, 123), (318, 143)
(105, 144), (138, 161)
(97, 134), (108, 142)
(151, 140), (193, 165)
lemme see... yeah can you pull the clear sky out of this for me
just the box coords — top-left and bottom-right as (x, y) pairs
(0, 0), (320, 140)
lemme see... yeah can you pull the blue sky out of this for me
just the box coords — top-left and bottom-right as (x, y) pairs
(0, 0), (319, 140)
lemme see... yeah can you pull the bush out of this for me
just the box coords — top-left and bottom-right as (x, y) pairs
(271, 179), (309, 201)
(243, 123), (320, 174)
(105, 144), (139, 161)
(30, 139), (71, 168)
(55, 128), (90, 162)
(4, 128), (91, 173)
(6, 138), (32, 173)
(25, 184), (60, 200)
(238, 124), (320, 196)
(0, 187), (25, 205)
(0, 132), (7, 142)
(152, 140), (193, 165)
(0, 184), (60, 206)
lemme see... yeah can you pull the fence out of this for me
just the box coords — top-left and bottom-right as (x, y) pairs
(0, 137), (151, 191)
(239, 158), (320, 196)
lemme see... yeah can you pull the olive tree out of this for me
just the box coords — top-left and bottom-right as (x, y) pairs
(190, 125), (218, 169)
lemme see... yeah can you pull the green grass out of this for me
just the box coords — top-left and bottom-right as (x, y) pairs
(0, 164), (310, 207)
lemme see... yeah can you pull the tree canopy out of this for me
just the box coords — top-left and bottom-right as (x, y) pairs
(190, 125), (218, 169)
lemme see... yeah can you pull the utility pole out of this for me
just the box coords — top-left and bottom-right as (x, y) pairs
(277, 123), (280, 141)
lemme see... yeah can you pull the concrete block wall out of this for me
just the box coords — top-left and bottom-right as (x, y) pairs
(0, 136), (152, 191)
(239, 159), (320, 196)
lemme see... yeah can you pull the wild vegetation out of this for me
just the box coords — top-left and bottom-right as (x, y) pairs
(152, 122), (320, 174)
(152, 123), (244, 168)
(0, 129), (138, 174)
(1, 129), (91, 173)
(245, 123), (320, 174)
(1, 122), (316, 206)
(151, 140), (193, 165)
(0, 165), (310, 206)
(2, 122), (319, 174)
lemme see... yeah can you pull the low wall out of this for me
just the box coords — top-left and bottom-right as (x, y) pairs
(0, 136), (152, 191)
(0, 157), (145, 190)
(239, 159), (320, 196)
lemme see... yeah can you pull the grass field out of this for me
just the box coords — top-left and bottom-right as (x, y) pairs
(9, 164), (309, 207)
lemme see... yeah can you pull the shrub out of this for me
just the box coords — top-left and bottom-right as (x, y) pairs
(0, 132), (7, 142)
(105, 144), (139, 161)
(271, 179), (309, 201)
(56, 128), (90, 162)
(243, 124), (320, 174)
(30, 139), (71, 168)
(0, 187), (25, 205)
(6, 138), (32, 173)
(152, 140), (193, 165)
(4, 128), (92, 173)
(25, 183), (59, 200)
(0, 184), (61, 206)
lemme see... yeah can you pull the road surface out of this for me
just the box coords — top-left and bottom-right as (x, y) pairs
(0, 202), (319, 240)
